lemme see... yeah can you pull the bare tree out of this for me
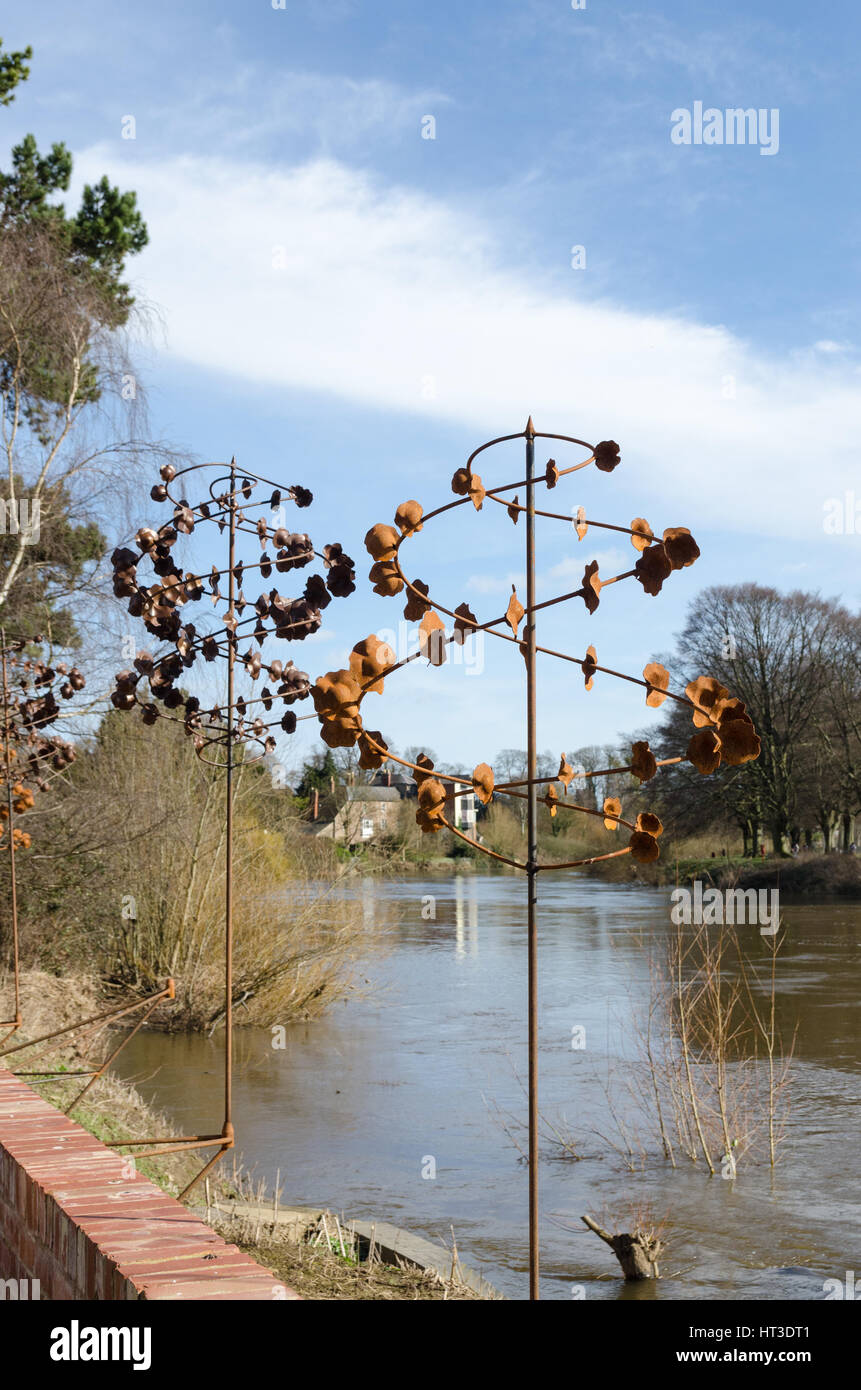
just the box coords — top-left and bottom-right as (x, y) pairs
(653, 585), (835, 853)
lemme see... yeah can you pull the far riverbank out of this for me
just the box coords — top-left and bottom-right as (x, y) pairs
(337, 844), (861, 899)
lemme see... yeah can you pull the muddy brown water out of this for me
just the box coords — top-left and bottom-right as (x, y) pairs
(116, 876), (860, 1300)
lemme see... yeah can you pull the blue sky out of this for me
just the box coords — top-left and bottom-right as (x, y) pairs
(3, 0), (860, 771)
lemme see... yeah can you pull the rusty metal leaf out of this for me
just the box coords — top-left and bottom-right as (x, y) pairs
(506, 586), (525, 638)
(349, 635), (396, 694)
(628, 830), (660, 863)
(580, 562), (601, 614)
(368, 560), (404, 597)
(453, 602), (478, 645)
(412, 752), (435, 787)
(686, 727), (722, 775)
(451, 468), (486, 508)
(685, 675), (730, 728)
(418, 611), (447, 666)
(364, 523), (400, 560)
(635, 545), (672, 596)
(582, 644), (597, 690)
(630, 740), (658, 783)
(718, 720), (761, 767)
(472, 762), (494, 805)
(663, 526), (700, 571)
(643, 661), (670, 707)
(635, 812), (663, 837)
(593, 440), (620, 472)
(395, 500), (424, 536)
(403, 579), (431, 621)
(358, 730), (389, 770)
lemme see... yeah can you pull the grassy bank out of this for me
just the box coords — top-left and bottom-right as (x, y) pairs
(347, 817), (861, 901)
(600, 850), (861, 896)
(205, 1208), (483, 1300)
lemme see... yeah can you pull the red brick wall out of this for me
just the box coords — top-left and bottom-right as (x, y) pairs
(0, 1069), (297, 1300)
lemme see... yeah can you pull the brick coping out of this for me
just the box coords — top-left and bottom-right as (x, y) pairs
(0, 1068), (299, 1300)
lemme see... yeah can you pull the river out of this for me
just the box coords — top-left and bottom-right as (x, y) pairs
(117, 875), (861, 1301)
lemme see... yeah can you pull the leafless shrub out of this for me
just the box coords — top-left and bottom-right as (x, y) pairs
(618, 917), (795, 1172)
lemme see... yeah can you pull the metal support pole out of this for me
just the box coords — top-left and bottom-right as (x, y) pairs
(0, 982), (175, 1059)
(179, 1144), (232, 1202)
(0, 629), (21, 1033)
(223, 460), (236, 1149)
(63, 993), (163, 1114)
(524, 417), (539, 1300)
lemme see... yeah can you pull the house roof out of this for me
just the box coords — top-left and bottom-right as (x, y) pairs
(345, 786), (401, 802)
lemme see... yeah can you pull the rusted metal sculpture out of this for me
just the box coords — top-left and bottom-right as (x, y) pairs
(310, 418), (760, 1299)
(103, 458), (354, 1197)
(0, 629), (85, 1043)
(0, 632), (179, 1101)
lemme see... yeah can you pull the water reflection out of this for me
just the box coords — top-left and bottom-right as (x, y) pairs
(117, 875), (860, 1301)
(454, 876), (479, 960)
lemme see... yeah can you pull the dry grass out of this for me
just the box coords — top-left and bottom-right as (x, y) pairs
(0, 969), (204, 1193)
(69, 718), (374, 1029)
(206, 1210), (485, 1301)
(480, 801), (617, 870)
(5, 713), (380, 1031)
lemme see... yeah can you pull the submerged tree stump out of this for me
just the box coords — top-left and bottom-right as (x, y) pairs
(581, 1214), (661, 1280)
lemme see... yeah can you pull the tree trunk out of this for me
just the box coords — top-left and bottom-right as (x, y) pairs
(581, 1215), (661, 1280)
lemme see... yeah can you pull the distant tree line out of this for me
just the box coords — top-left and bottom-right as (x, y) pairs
(648, 584), (861, 855)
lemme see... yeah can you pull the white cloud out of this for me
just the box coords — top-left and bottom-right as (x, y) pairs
(77, 147), (861, 537)
(549, 549), (627, 579)
(465, 570), (525, 596)
(813, 339), (850, 355)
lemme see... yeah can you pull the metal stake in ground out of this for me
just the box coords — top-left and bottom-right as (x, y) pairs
(524, 418), (540, 1300)
(105, 456), (357, 1199)
(311, 415), (762, 1299)
(223, 458), (237, 1155)
(0, 630), (21, 1039)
